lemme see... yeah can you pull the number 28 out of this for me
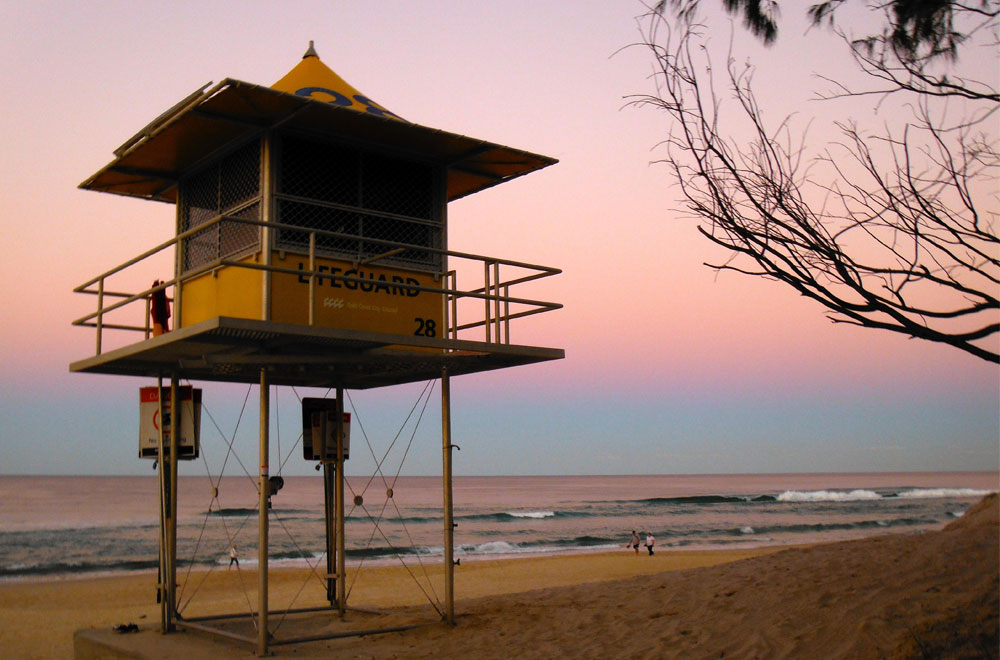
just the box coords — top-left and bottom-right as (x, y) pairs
(413, 318), (436, 337)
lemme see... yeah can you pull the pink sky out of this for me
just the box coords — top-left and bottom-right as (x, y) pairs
(0, 1), (996, 476)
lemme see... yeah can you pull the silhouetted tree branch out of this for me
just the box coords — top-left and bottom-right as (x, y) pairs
(657, 0), (999, 61)
(633, 5), (999, 362)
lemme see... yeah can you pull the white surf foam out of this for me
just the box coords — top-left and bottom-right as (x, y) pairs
(895, 488), (992, 499)
(777, 489), (883, 503)
(507, 511), (555, 519)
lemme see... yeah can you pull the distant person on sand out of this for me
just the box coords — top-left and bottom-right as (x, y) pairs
(645, 532), (655, 556)
(629, 530), (640, 555)
(229, 545), (239, 569)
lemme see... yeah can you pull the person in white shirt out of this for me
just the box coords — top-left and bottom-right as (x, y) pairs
(645, 532), (655, 556)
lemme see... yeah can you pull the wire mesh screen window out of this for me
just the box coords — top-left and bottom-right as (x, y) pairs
(276, 134), (442, 272)
(180, 139), (262, 272)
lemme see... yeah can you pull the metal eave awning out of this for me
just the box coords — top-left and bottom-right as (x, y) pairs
(78, 78), (557, 205)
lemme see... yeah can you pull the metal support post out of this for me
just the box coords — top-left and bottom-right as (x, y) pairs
(167, 376), (179, 632)
(483, 262), (491, 342)
(492, 262), (502, 344)
(441, 368), (455, 624)
(155, 376), (167, 632)
(96, 278), (104, 355)
(308, 232), (316, 326)
(324, 455), (336, 605)
(261, 134), (273, 322)
(258, 369), (270, 656)
(173, 188), (184, 330)
(335, 389), (346, 616)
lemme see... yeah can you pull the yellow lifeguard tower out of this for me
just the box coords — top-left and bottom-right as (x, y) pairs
(71, 43), (562, 655)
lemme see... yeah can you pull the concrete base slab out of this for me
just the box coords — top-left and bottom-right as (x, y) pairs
(75, 626), (246, 659)
(75, 608), (443, 659)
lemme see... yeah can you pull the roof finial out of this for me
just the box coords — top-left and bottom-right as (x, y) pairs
(303, 40), (318, 59)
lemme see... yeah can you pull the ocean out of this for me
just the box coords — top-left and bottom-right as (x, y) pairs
(0, 472), (995, 581)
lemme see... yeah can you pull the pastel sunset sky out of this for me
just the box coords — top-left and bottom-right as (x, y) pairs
(1, 1), (996, 477)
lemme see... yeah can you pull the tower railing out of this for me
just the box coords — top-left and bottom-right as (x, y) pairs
(72, 214), (561, 356)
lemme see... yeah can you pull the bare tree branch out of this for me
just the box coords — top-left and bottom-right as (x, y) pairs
(630, 6), (999, 362)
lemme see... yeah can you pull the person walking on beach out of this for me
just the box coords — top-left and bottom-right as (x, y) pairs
(645, 532), (655, 556)
(229, 545), (239, 569)
(629, 530), (640, 555)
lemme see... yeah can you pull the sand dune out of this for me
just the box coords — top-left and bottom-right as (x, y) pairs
(3, 495), (996, 659)
(349, 493), (997, 659)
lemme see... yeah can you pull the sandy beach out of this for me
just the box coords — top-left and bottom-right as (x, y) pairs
(2, 494), (996, 659)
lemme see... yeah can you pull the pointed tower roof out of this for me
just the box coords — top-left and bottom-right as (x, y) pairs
(271, 42), (403, 121)
(80, 44), (556, 204)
